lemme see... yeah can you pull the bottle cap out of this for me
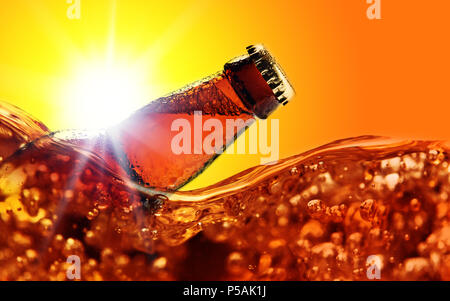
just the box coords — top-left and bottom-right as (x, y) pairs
(246, 44), (295, 105)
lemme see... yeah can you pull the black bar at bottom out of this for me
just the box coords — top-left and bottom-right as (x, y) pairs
(0, 281), (448, 299)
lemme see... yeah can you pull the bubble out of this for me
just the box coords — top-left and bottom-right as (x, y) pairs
(153, 257), (167, 270)
(360, 199), (377, 221)
(50, 172), (59, 183)
(409, 198), (421, 212)
(226, 252), (246, 275)
(307, 199), (325, 218)
(258, 254), (272, 273)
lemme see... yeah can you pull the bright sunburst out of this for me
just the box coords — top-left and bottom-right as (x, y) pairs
(61, 0), (151, 130)
(66, 62), (146, 129)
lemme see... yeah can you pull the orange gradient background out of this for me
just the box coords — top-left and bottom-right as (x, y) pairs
(0, 0), (449, 190)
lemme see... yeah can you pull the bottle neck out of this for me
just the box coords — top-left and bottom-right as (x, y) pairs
(224, 55), (280, 119)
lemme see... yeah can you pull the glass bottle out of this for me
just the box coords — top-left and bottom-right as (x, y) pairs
(65, 44), (295, 191)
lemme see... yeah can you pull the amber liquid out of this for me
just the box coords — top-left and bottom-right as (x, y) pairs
(1, 102), (450, 280)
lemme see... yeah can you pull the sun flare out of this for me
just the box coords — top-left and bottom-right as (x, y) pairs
(64, 62), (147, 130)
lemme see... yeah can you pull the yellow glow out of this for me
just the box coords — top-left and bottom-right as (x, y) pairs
(64, 62), (147, 129)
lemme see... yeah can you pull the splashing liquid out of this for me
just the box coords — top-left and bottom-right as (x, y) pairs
(1, 99), (450, 281)
(0, 101), (49, 162)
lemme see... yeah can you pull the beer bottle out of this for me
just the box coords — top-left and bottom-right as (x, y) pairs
(105, 44), (295, 190)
